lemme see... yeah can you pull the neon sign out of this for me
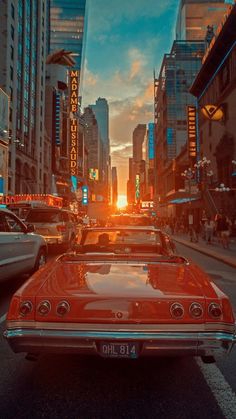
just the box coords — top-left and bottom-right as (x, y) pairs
(187, 106), (197, 159)
(69, 70), (79, 176)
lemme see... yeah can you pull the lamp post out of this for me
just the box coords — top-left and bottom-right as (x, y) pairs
(181, 168), (195, 194)
(194, 156), (213, 190)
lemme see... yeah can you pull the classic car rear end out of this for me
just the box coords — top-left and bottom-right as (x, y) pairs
(4, 254), (236, 362)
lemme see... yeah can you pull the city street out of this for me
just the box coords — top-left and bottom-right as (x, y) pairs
(0, 244), (236, 419)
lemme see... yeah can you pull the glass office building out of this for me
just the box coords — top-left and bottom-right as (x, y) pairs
(50, 0), (87, 76)
(176, 0), (232, 40)
(156, 40), (205, 160)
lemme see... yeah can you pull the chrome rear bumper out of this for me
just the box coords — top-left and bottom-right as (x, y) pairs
(4, 327), (236, 358)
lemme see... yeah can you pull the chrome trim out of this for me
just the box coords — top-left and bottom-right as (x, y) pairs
(5, 321), (236, 333)
(4, 327), (236, 357)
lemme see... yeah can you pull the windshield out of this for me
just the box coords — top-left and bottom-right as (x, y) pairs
(109, 215), (153, 226)
(81, 229), (161, 246)
(26, 210), (61, 223)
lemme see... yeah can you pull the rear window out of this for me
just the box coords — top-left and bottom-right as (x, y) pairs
(82, 230), (161, 246)
(26, 210), (62, 223)
(109, 215), (153, 226)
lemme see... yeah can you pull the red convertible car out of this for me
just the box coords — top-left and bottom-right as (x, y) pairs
(4, 227), (236, 362)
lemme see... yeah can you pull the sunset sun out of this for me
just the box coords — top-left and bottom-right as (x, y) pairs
(117, 194), (127, 209)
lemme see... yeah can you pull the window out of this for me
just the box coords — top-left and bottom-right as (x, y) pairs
(10, 45), (14, 60)
(10, 66), (13, 81)
(11, 3), (15, 19)
(11, 25), (14, 40)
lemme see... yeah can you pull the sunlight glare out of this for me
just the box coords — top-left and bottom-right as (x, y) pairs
(117, 194), (127, 209)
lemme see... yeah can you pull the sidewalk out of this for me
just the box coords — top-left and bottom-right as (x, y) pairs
(172, 233), (236, 268)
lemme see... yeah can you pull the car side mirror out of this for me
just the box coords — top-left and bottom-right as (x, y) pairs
(26, 224), (35, 233)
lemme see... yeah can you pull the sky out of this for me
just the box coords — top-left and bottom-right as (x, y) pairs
(82, 0), (180, 194)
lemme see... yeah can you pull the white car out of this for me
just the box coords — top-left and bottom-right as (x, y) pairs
(0, 208), (47, 281)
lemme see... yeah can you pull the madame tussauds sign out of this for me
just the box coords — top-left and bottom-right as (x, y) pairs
(69, 70), (79, 176)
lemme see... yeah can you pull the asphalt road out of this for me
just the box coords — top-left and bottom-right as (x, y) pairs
(0, 246), (236, 419)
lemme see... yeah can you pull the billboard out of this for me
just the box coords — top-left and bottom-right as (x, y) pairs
(89, 168), (99, 180)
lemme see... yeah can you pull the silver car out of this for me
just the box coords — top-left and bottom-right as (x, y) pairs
(25, 207), (78, 249)
(0, 208), (47, 281)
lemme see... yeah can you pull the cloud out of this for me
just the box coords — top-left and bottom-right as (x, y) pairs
(83, 0), (179, 193)
(87, 0), (177, 34)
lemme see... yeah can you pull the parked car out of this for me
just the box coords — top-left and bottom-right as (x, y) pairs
(4, 226), (235, 362)
(25, 207), (79, 249)
(0, 208), (47, 281)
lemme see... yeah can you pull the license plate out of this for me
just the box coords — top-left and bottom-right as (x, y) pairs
(99, 342), (138, 358)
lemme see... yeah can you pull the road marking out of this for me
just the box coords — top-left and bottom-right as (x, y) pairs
(0, 313), (7, 324)
(196, 358), (236, 419)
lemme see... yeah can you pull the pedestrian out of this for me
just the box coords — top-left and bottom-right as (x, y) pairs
(220, 216), (231, 249)
(188, 213), (198, 242)
(215, 209), (224, 243)
(205, 217), (215, 245)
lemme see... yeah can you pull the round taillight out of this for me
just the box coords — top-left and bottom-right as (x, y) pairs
(189, 302), (204, 319)
(19, 301), (33, 316)
(37, 300), (51, 316)
(170, 302), (184, 319)
(208, 302), (222, 319)
(56, 301), (70, 316)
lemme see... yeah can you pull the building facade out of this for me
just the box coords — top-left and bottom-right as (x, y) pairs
(50, 0), (87, 81)
(190, 2), (236, 217)
(154, 40), (205, 216)
(0, 0), (51, 194)
(176, 0), (231, 41)
(89, 98), (110, 202)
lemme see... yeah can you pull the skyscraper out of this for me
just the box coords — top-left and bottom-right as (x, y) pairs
(50, 0), (87, 86)
(0, 0), (50, 194)
(176, 0), (232, 40)
(89, 98), (110, 200)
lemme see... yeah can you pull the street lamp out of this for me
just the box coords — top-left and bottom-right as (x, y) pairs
(194, 156), (213, 187)
(214, 183), (230, 192)
(181, 168), (195, 193)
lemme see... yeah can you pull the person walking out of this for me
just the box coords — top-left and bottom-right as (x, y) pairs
(205, 217), (215, 245)
(220, 216), (231, 249)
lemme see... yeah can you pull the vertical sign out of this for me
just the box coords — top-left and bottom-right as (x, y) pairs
(69, 70), (79, 176)
(148, 123), (155, 160)
(187, 106), (197, 159)
(135, 174), (140, 202)
(55, 91), (61, 145)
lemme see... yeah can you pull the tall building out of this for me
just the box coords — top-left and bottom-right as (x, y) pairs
(0, 0), (51, 194)
(128, 124), (147, 205)
(50, 1), (88, 201)
(176, 0), (232, 41)
(89, 98), (110, 201)
(154, 40), (205, 216)
(50, 0), (87, 85)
